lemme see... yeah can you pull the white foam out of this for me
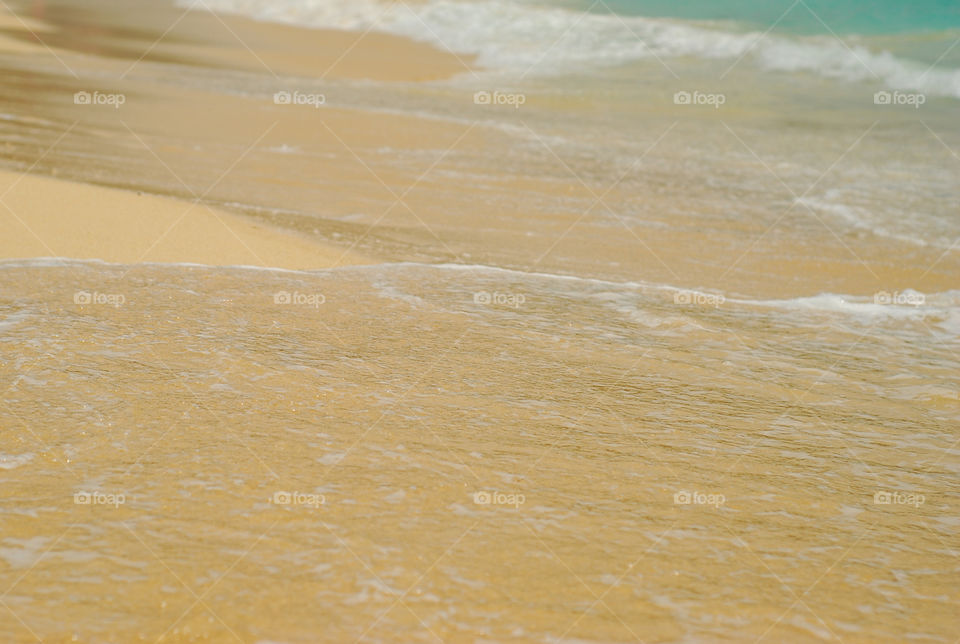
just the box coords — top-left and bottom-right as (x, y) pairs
(3, 257), (956, 330)
(372, 283), (426, 307)
(0, 536), (49, 568)
(0, 453), (34, 470)
(371, 263), (960, 332)
(267, 144), (300, 154)
(185, 0), (960, 97)
(742, 291), (960, 326)
(0, 310), (32, 332)
(796, 195), (952, 249)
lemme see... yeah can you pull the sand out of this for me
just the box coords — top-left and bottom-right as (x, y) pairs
(1, 0), (472, 82)
(0, 0), (958, 642)
(0, 7), (57, 54)
(0, 169), (375, 269)
(0, 0), (452, 271)
(0, 0), (472, 271)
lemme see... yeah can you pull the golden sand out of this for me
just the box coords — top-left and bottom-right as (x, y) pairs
(0, 0), (957, 642)
(0, 7), (57, 54)
(1, 0), (471, 82)
(0, 170), (375, 269)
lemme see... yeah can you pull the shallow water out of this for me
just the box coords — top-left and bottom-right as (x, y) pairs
(1, 260), (957, 641)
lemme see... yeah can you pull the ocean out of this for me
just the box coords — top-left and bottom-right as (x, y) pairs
(602, 0), (960, 35)
(193, 0), (960, 94)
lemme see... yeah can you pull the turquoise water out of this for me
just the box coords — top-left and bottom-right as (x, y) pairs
(597, 0), (960, 34)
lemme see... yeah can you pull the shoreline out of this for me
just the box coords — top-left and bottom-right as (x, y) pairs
(0, 0), (473, 271)
(1, 1), (957, 297)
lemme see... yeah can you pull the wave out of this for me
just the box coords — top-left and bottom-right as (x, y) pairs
(186, 0), (960, 98)
(745, 290), (960, 318)
(795, 196), (955, 249)
(4, 258), (957, 330)
(377, 263), (960, 323)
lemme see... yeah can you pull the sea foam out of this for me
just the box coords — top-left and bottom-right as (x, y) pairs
(186, 0), (960, 98)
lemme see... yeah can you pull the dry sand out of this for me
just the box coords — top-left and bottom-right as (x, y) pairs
(0, 169), (375, 269)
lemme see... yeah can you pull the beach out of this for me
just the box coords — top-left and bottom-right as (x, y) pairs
(0, 0), (957, 641)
